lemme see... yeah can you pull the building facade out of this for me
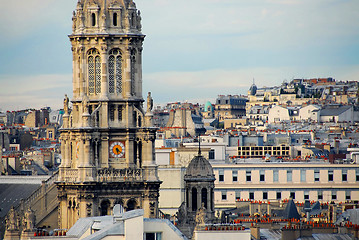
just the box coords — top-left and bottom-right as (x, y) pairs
(57, 0), (161, 230)
(213, 163), (359, 209)
(214, 95), (247, 121)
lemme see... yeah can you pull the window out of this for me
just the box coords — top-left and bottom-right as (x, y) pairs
(346, 191), (351, 201)
(318, 191), (323, 200)
(108, 49), (122, 94)
(356, 169), (359, 182)
(113, 12), (118, 26)
(246, 170), (251, 182)
(209, 149), (215, 159)
(88, 49), (101, 95)
(276, 191), (281, 200)
(263, 192), (268, 200)
(273, 170), (278, 182)
(145, 233), (162, 240)
(342, 170), (347, 182)
(192, 188), (197, 211)
(328, 170), (333, 182)
(118, 106), (123, 121)
(91, 13), (96, 26)
(287, 170), (292, 182)
(109, 105), (115, 121)
(249, 192), (254, 200)
(219, 170), (224, 182)
(232, 170), (238, 182)
(201, 188), (208, 208)
(235, 191), (241, 201)
(260, 170), (265, 182)
(290, 192), (295, 199)
(332, 191), (337, 200)
(221, 191), (227, 200)
(314, 170), (320, 182)
(304, 191), (309, 200)
(301, 170), (306, 182)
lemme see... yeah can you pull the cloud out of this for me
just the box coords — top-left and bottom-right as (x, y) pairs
(0, 74), (72, 111)
(0, 0), (73, 42)
(143, 64), (359, 105)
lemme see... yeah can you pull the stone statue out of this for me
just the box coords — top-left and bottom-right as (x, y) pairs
(137, 11), (142, 31)
(177, 202), (187, 225)
(22, 208), (36, 231)
(147, 92), (153, 113)
(64, 94), (69, 114)
(5, 207), (19, 231)
(72, 11), (77, 32)
(83, 96), (89, 114)
(195, 203), (206, 226)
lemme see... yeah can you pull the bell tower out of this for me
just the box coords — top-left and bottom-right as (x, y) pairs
(57, 0), (161, 230)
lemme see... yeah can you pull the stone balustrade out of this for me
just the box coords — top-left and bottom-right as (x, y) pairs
(97, 168), (143, 182)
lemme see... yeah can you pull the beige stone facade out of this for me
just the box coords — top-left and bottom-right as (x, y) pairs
(57, 0), (160, 230)
(213, 163), (359, 209)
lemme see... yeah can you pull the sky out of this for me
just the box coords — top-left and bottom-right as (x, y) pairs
(0, 0), (358, 111)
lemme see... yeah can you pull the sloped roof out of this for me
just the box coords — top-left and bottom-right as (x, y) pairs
(283, 199), (300, 220)
(320, 106), (351, 116)
(0, 184), (40, 219)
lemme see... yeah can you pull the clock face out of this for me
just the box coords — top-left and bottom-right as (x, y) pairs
(109, 141), (125, 158)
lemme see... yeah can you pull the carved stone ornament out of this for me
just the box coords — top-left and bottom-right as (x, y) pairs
(22, 208), (36, 231)
(146, 92), (153, 113)
(5, 207), (19, 231)
(64, 94), (70, 115)
(195, 203), (207, 226)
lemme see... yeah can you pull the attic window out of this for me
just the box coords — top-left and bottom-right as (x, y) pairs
(91, 13), (96, 26)
(113, 13), (118, 26)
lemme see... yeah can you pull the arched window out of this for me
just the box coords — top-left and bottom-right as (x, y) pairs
(108, 49), (122, 94)
(201, 188), (208, 209)
(88, 49), (101, 95)
(113, 13), (118, 26)
(192, 188), (197, 211)
(91, 13), (96, 26)
(100, 200), (110, 216)
(131, 12), (136, 27)
(126, 199), (137, 211)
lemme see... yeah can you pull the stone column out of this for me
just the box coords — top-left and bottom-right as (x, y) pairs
(124, 45), (132, 98)
(79, 46), (86, 97)
(197, 187), (201, 211)
(101, 46), (109, 99)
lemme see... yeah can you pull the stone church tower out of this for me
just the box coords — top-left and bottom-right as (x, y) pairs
(57, 0), (161, 230)
(177, 148), (216, 238)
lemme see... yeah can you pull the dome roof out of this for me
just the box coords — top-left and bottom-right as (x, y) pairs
(184, 155), (215, 182)
(249, 83), (257, 96)
(204, 101), (213, 112)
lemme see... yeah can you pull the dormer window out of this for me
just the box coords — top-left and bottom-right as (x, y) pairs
(113, 13), (118, 26)
(91, 13), (96, 26)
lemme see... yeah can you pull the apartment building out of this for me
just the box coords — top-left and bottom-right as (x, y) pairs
(213, 162), (359, 209)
